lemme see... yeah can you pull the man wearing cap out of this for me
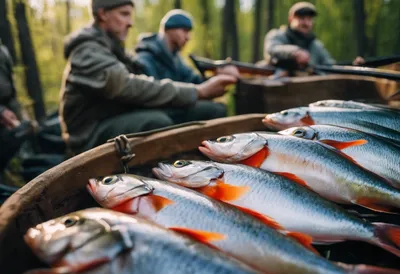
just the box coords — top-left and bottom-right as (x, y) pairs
(59, 1), (237, 154)
(264, 1), (364, 68)
(135, 9), (238, 83)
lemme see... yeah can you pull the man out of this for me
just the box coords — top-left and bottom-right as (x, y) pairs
(59, 1), (237, 154)
(264, 2), (364, 68)
(135, 9), (238, 83)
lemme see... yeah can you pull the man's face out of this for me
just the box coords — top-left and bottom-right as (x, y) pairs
(166, 28), (191, 51)
(98, 5), (133, 41)
(289, 15), (314, 35)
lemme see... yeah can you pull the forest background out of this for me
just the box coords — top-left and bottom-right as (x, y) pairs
(1, 0), (399, 121)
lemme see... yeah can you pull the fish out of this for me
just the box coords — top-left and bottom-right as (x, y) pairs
(262, 107), (400, 144)
(199, 132), (400, 215)
(153, 159), (400, 257)
(24, 208), (259, 274)
(309, 100), (400, 113)
(87, 174), (372, 274)
(278, 125), (400, 188)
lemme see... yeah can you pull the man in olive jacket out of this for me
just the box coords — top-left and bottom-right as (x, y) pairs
(264, 2), (364, 68)
(59, 0), (237, 154)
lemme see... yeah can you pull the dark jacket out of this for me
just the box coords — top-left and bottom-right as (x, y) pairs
(135, 33), (203, 84)
(60, 24), (198, 149)
(0, 44), (21, 119)
(264, 26), (335, 66)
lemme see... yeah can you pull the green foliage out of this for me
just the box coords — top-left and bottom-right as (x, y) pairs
(4, 0), (399, 118)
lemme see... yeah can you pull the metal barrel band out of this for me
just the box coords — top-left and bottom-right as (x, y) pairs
(113, 135), (135, 173)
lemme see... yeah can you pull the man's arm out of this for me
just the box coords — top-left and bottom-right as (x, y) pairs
(264, 29), (301, 62)
(179, 57), (204, 84)
(314, 40), (335, 66)
(135, 52), (161, 78)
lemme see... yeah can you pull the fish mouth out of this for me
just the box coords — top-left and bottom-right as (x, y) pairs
(87, 179), (97, 194)
(199, 141), (213, 158)
(152, 163), (173, 179)
(262, 116), (283, 130)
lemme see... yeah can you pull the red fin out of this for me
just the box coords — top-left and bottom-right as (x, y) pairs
(300, 113), (315, 125)
(112, 199), (136, 214)
(240, 147), (269, 168)
(232, 204), (283, 230)
(274, 172), (309, 189)
(338, 263), (400, 274)
(372, 222), (400, 257)
(199, 180), (250, 202)
(355, 198), (399, 214)
(286, 232), (319, 255)
(169, 227), (225, 245)
(318, 141), (360, 165)
(319, 139), (368, 150)
(148, 194), (174, 212)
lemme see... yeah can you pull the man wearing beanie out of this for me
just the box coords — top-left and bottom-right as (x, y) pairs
(264, 1), (364, 68)
(135, 9), (238, 83)
(59, 2), (237, 154)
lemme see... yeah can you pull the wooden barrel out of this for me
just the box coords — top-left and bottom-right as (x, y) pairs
(235, 75), (399, 114)
(0, 114), (398, 273)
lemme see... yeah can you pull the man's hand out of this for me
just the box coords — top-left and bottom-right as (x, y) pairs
(0, 108), (20, 129)
(216, 65), (241, 78)
(292, 49), (310, 68)
(196, 74), (237, 100)
(352, 56), (366, 66)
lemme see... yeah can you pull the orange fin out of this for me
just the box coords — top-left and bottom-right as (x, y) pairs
(199, 180), (250, 202)
(274, 172), (309, 189)
(232, 204), (283, 230)
(169, 227), (226, 245)
(300, 113), (315, 125)
(355, 198), (399, 214)
(148, 194), (174, 212)
(319, 139), (368, 150)
(286, 232), (319, 255)
(112, 199), (136, 214)
(240, 147), (269, 168)
(373, 222), (400, 257)
(317, 142), (359, 165)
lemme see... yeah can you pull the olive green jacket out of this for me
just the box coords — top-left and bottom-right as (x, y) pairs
(60, 24), (197, 149)
(264, 26), (335, 66)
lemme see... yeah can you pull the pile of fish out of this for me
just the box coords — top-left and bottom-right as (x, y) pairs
(24, 100), (400, 274)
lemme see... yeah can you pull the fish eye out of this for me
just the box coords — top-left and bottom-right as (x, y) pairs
(102, 176), (118, 185)
(173, 160), (191, 168)
(293, 129), (306, 137)
(216, 136), (234, 143)
(281, 111), (289, 116)
(63, 216), (79, 227)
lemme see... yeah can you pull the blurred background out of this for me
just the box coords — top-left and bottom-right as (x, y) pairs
(1, 0), (399, 118)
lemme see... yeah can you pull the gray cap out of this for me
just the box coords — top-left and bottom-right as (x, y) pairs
(91, 0), (134, 15)
(289, 2), (317, 17)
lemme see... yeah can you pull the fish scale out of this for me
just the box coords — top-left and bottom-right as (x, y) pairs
(279, 125), (400, 187)
(88, 174), (352, 274)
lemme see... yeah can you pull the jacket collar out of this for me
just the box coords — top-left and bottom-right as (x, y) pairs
(285, 26), (316, 50)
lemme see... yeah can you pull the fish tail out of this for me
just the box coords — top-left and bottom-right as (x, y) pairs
(371, 222), (400, 257)
(339, 263), (400, 274)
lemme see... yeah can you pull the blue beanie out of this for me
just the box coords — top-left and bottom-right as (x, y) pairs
(160, 9), (193, 30)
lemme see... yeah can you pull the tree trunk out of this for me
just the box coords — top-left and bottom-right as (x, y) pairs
(66, 0), (71, 34)
(201, 0), (211, 58)
(15, 1), (46, 123)
(353, 0), (367, 57)
(230, 0), (239, 61)
(221, 0), (229, 59)
(0, 0), (17, 62)
(267, 0), (274, 31)
(252, 0), (262, 62)
(174, 0), (182, 9)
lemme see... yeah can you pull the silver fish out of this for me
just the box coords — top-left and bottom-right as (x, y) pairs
(279, 125), (400, 187)
(24, 208), (259, 274)
(262, 107), (400, 144)
(153, 160), (400, 258)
